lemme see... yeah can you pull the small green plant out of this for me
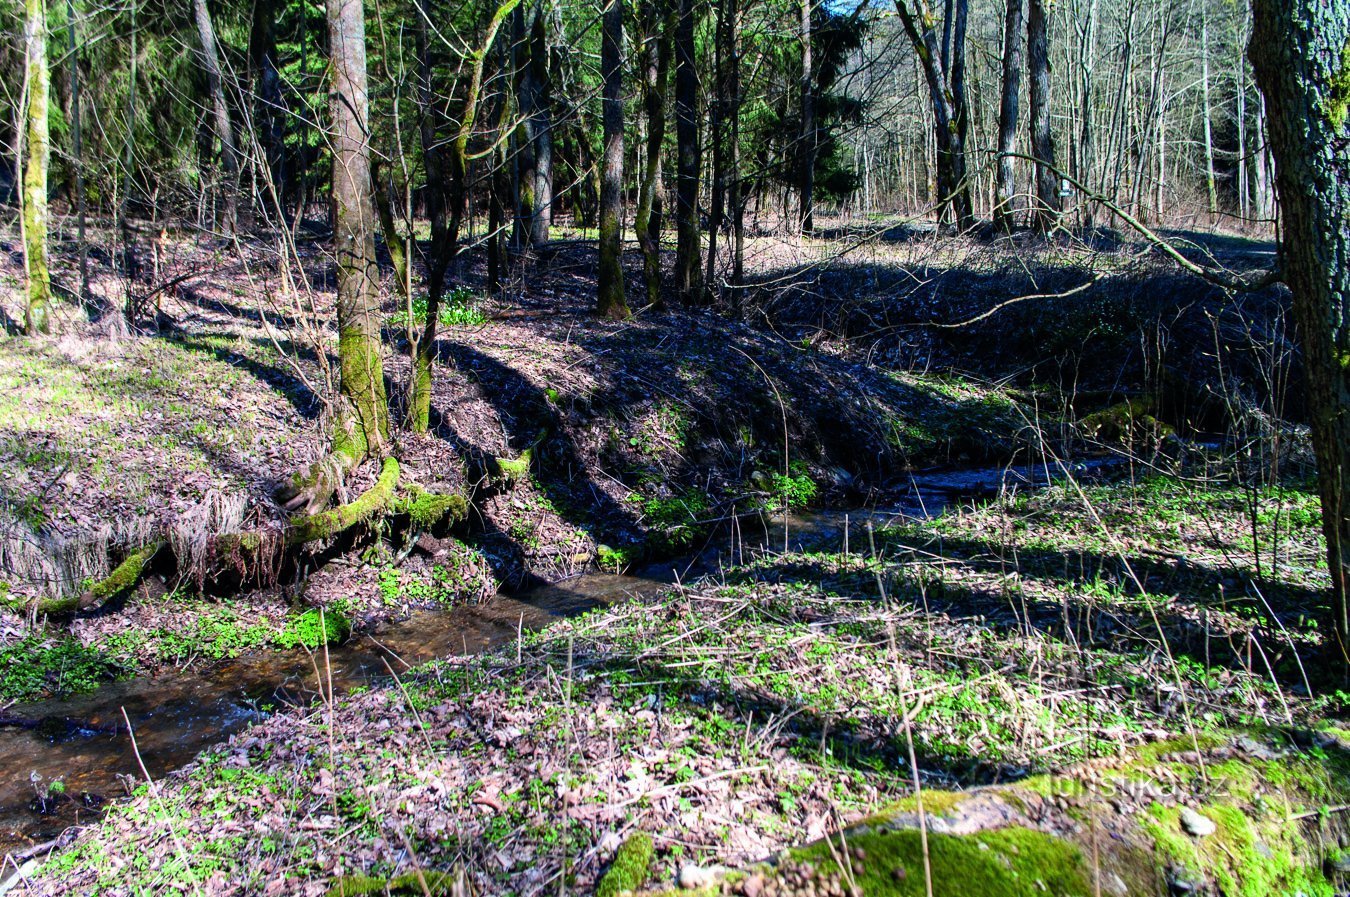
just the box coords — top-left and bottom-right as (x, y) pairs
(387, 287), (486, 331)
(0, 636), (135, 702)
(769, 468), (818, 509)
(276, 608), (351, 649)
(596, 544), (636, 573)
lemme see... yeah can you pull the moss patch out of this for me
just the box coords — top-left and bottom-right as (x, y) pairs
(596, 832), (655, 897)
(794, 826), (1092, 897)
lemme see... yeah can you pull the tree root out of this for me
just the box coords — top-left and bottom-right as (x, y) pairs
(287, 457), (401, 544)
(3, 459), (475, 617)
(2, 540), (164, 616)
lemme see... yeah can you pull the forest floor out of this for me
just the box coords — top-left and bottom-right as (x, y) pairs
(2, 216), (1345, 896)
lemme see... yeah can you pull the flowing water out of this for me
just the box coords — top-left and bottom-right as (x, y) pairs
(0, 458), (1119, 863)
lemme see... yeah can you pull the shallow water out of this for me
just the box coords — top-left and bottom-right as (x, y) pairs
(0, 458), (1118, 858)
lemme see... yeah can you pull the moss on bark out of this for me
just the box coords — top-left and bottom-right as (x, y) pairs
(287, 457), (400, 544)
(22, 0), (52, 335)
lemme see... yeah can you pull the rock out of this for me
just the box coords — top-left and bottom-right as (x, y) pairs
(678, 865), (724, 889)
(1179, 807), (1217, 837)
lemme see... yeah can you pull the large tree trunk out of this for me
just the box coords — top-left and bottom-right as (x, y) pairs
(22, 0), (51, 334)
(674, 0), (704, 304)
(596, 0), (629, 318)
(1027, 0), (1060, 230)
(635, 0), (673, 310)
(326, 0), (388, 466)
(1249, 0), (1350, 668)
(993, 0), (1024, 233)
(893, 0), (973, 230)
(192, 0), (240, 234)
(528, 8), (553, 246)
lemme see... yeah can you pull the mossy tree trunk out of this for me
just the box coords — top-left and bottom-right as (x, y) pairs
(596, 0), (629, 319)
(316, 0), (389, 499)
(1249, 0), (1350, 669)
(22, 0), (52, 335)
(404, 0), (519, 434)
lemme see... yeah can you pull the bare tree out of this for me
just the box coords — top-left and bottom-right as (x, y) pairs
(191, 0), (241, 233)
(993, 0), (1024, 232)
(1026, 0), (1059, 229)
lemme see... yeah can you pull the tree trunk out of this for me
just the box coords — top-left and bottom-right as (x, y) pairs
(512, 4), (539, 249)
(993, 0), (1024, 233)
(67, 0), (87, 308)
(327, 0), (389, 462)
(635, 0), (673, 310)
(674, 0), (704, 304)
(1027, 0), (1059, 230)
(249, 0), (286, 208)
(798, 0), (815, 233)
(893, 0), (973, 230)
(409, 2), (449, 434)
(1200, 12), (1217, 216)
(596, 0), (629, 318)
(1075, 0), (1097, 228)
(1249, 0), (1350, 668)
(192, 0), (240, 234)
(528, 8), (553, 246)
(22, 0), (51, 334)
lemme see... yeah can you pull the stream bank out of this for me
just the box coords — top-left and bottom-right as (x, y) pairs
(9, 456), (1343, 896)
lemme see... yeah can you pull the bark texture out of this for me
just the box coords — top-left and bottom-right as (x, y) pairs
(192, 0), (240, 233)
(596, 0), (630, 319)
(674, 0), (704, 304)
(993, 0), (1023, 233)
(1249, 0), (1350, 666)
(1027, 0), (1060, 230)
(22, 0), (51, 335)
(327, 0), (389, 458)
(635, 0), (673, 309)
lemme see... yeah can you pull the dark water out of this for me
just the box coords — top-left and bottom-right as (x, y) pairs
(0, 458), (1118, 862)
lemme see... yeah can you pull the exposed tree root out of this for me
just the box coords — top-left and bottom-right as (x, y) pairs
(5, 459), (474, 617)
(286, 457), (401, 544)
(2, 540), (164, 616)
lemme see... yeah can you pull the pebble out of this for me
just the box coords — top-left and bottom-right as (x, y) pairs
(679, 864), (723, 889)
(1179, 807), (1217, 837)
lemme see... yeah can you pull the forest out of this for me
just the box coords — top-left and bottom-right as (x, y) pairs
(0, 0), (1347, 891)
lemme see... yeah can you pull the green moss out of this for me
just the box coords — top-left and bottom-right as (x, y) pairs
(326, 871), (457, 896)
(794, 826), (1092, 897)
(277, 608), (351, 649)
(596, 832), (654, 897)
(494, 448), (532, 485)
(596, 544), (637, 573)
(864, 788), (970, 821)
(1143, 801), (1332, 897)
(1327, 37), (1350, 132)
(395, 485), (468, 530)
(289, 457), (399, 544)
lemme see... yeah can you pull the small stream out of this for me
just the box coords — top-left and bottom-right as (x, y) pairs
(0, 459), (1118, 860)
